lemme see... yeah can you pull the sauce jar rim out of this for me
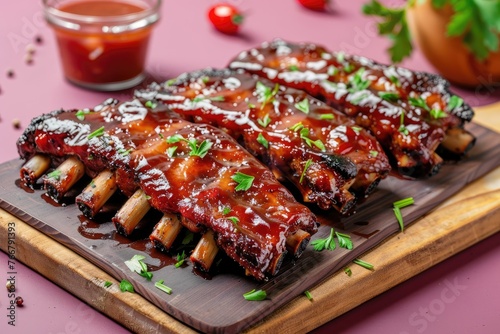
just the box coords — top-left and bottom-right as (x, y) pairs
(43, 0), (162, 32)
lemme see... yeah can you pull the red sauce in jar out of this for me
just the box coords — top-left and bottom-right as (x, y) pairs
(48, 0), (158, 90)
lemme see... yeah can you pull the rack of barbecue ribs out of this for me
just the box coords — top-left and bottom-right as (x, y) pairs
(228, 39), (476, 178)
(16, 98), (320, 280)
(134, 69), (391, 214)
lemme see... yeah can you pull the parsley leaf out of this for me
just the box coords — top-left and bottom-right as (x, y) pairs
(120, 279), (134, 293)
(409, 96), (430, 111)
(88, 126), (105, 140)
(257, 133), (269, 148)
(299, 159), (313, 184)
(378, 91), (400, 101)
(256, 82), (280, 109)
(362, 0), (412, 63)
(175, 251), (186, 268)
(46, 169), (62, 180)
(430, 109), (447, 119)
(231, 172), (255, 191)
(257, 114), (271, 127)
(243, 289), (267, 301)
(335, 231), (354, 250)
(155, 280), (172, 294)
(294, 98), (310, 114)
(448, 96), (464, 110)
(311, 228), (336, 251)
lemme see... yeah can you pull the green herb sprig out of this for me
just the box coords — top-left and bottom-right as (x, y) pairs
(166, 134), (212, 158)
(231, 172), (255, 191)
(311, 228), (353, 252)
(393, 197), (415, 232)
(243, 289), (267, 301)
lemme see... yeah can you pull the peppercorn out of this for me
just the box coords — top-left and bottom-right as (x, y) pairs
(15, 296), (23, 307)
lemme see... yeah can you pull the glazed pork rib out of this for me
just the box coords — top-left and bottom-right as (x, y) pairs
(229, 39), (476, 178)
(17, 98), (319, 280)
(135, 69), (390, 214)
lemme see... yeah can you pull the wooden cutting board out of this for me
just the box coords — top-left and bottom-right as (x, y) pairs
(0, 103), (499, 333)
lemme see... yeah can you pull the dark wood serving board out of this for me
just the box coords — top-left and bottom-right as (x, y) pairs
(0, 122), (499, 333)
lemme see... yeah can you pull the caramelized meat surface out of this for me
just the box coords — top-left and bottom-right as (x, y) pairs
(135, 69), (390, 213)
(229, 39), (475, 178)
(17, 99), (319, 280)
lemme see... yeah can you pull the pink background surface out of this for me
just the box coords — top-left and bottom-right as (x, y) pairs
(0, 0), (499, 333)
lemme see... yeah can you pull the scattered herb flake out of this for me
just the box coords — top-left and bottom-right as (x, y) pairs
(289, 122), (304, 132)
(243, 289), (267, 301)
(353, 258), (374, 270)
(335, 231), (354, 250)
(104, 281), (112, 288)
(228, 216), (240, 225)
(222, 207), (231, 215)
(327, 65), (339, 76)
(88, 126), (105, 140)
(294, 98), (310, 114)
(393, 197), (414, 232)
(398, 111), (409, 135)
(299, 159), (313, 184)
(430, 109), (447, 119)
(231, 172), (255, 191)
(409, 96), (430, 111)
(304, 290), (313, 301)
(257, 133), (269, 148)
(351, 126), (362, 134)
(188, 139), (213, 158)
(378, 91), (400, 101)
(289, 65), (299, 71)
(175, 251), (186, 268)
(257, 114), (271, 127)
(75, 109), (90, 121)
(119, 279), (134, 293)
(46, 169), (62, 180)
(344, 267), (352, 276)
(167, 146), (177, 158)
(155, 280), (172, 295)
(256, 81), (280, 109)
(448, 96), (464, 110)
(319, 113), (335, 120)
(145, 100), (157, 109)
(369, 150), (379, 157)
(311, 228), (336, 251)
(166, 134), (184, 144)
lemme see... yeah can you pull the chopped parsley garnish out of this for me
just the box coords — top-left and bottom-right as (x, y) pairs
(344, 63), (355, 73)
(344, 267), (352, 276)
(256, 81), (280, 109)
(348, 68), (371, 93)
(75, 109), (91, 121)
(311, 228), (336, 251)
(350, 92), (370, 105)
(125, 254), (153, 281)
(165, 79), (176, 87)
(289, 122), (304, 132)
(352, 126), (362, 134)
(231, 172), (255, 191)
(335, 231), (354, 250)
(167, 146), (177, 158)
(398, 111), (409, 135)
(378, 91), (400, 102)
(430, 109), (447, 119)
(248, 102), (256, 109)
(88, 126), (105, 140)
(257, 114), (271, 127)
(295, 98), (310, 114)
(336, 52), (345, 63)
(448, 96), (464, 110)
(299, 159), (313, 184)
(104, 281), (112, 288)
(289, 64), (299, 71)
(144, 100), (157, 109)
(182, 231), (194, 245)
(300, 127), (326, 151)
(393, 197), (414, 232)
(257, 133), (269, 148)
(369, 150), (379, 157)
(175, 251), (186, 268)
(227, 216), (240, 225)
(119, 279), (134, 293)
(312, 228), (354, 251)
(327, 65), (339, 76)
(90, 180), (96, 188)
(243, 289), (267, 301)
(353, 258), (374, 270)
(117, 148), (132, 156)
(155, 280), (172, 294)
(304, 290), (313, 301)
(222, 207), (231, 215)
(409, 96), (430, 111)
(46, 169), (62, 180)
(319, 113), (335, 120)
(389, 75), (401, 87)
(166, 134), (212, 158)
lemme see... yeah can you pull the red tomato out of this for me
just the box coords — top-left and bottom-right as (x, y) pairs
(297, 0), (330, 11)
(208, 3), (244, 35)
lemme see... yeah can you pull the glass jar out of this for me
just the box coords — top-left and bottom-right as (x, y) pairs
(43, 0), (161, 91)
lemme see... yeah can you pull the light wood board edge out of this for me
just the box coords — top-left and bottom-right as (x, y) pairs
(0, 210), (197, 334)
